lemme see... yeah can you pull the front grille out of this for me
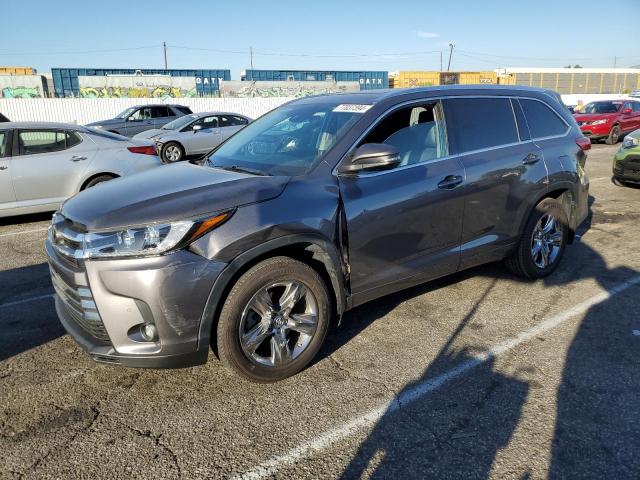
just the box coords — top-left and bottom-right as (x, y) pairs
(48, 213), (110, 344)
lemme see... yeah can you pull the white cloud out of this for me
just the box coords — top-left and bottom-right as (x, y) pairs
(416, 31), (439, 39)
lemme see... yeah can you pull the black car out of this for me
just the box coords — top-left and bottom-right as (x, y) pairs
(0, 112), (9, 123)
(47, 85), (590, 382)
(85, 104), (193, 137)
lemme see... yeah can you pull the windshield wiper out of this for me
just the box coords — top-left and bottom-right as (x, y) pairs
(214, 165), (271, 176)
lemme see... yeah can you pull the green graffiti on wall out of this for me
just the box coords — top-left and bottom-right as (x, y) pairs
(2, 86), (41, 98)
(79, 86), (198, 98)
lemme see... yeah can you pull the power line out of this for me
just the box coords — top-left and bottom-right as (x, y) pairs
(0, 45), (162, 56)
(168, 45), (442, 58)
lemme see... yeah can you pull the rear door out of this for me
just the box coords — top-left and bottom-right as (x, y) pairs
(443, 96), (547, 269)
(152, 105), (173, 129)
(0, 130), (15, 207)
(220, 115), (249, 141)
(187, 115), (222, 154)
(11, 129), (95, 205)
(339, 99), (466, 303)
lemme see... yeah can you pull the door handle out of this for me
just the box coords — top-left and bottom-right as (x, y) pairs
(70, 155), (87, 162)
(523, 153), (541, 165)
(437, 175), (463, 189)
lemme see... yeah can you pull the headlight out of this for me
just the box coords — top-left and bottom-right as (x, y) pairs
(53, 211), (233, 259)
(623, 136), (639, 148)
(591, 119), (608, 125)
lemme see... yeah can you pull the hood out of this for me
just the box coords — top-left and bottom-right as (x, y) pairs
(61, 162), (289, 231)
(133, 128), (166, 140)
(574, 113), (617, 123)
(86, 118), (122, 127)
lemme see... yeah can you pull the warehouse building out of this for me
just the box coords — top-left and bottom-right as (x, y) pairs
(50, 68), (231, 97)
(241, 70), (388, 89)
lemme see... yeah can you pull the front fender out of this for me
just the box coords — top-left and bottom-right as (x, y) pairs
(196, 234), (347, 352)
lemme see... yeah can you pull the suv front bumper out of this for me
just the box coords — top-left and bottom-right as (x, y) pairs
(46, 240), (226, 368)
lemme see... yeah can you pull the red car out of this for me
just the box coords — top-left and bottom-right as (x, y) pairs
(574, 99), (640, 144)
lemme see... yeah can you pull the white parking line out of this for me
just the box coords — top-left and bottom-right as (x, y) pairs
(0, 227), (49, 238)
(235, 274), (640, 480)
(0, 293), (54, 310)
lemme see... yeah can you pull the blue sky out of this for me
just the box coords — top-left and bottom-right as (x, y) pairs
(2, 0), (639, 77)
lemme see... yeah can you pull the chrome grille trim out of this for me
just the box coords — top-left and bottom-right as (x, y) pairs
(50, 214), (85, 266)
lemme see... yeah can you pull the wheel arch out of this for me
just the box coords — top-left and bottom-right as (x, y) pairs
(198, 234), (347, 357)
(79, 172), (120, 191)
(161, 140), (185, 160)
(519, 186), (577, 244)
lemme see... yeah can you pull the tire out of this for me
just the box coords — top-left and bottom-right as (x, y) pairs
(83, 174), (115, 190)
(505, 198), (569, 279)
(605, 125), (621, 145)
(216, 256), (330, 382)
(161, 142), (184, 163)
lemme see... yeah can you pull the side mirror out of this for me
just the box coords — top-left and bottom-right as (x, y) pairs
(622, 108), (632, 114)
(340, 143), (401, 174)
(192, 124), (202, 133)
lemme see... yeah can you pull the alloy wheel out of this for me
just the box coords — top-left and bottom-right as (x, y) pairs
(164, 145), (181, 161)
(530, 213), (563, 269)
(238, 281), (319, 367)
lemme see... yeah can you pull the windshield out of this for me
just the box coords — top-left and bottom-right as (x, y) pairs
(583, 102), (621, 114)
(207, 102), (365, 176)
(162, 114), (198, 130)
(116, 107), (137, 119)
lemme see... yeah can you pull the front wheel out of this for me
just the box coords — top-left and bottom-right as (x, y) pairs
(216, 256), (330, 382)
(505, 198), (568, 279)
(161, 142), (184, 162)
(605, 125), (621, 145)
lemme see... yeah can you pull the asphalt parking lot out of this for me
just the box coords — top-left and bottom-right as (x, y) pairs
(1, 143), (639, 479)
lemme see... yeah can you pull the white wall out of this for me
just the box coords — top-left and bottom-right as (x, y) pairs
(0, 93), (632, 125)
(0, 97), (293, 125)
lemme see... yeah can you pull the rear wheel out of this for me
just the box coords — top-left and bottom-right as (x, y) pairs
(505, 198), (568, 279)
(83, 174), (116, 190)
(216, 256), (330, 382)
(605, 125), (621, 145)
(162, 142), (184, 162)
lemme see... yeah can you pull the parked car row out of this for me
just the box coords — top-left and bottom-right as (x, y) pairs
(573, 99), (640, 145)
(0, 104), (253, 217)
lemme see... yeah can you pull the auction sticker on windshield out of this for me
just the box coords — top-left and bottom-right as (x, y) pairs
(333, 104), (373, 113)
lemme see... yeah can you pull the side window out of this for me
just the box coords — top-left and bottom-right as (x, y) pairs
(65, 131), (82, 148)
(128, 108), (148, 121)
(192, 116), (219, 129)
(359, 101), (448, 166)
(0, 131), (7, 158)
(229, 116), (249, 126)
(218, 116), (232, 127)
(151, 106), (170, 118)
(444, 97), (518, 153)
(18, 130), (67, 155)
(632, 102), (640, 112)
(512, 99), (531, 141)
(176, 106), (193, 115)
(519, 99), (568, 139)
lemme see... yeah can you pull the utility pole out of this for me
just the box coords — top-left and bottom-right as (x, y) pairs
(613, 56), (617, 69)
(447, 43), (455, 72)
(250, 46), (254, 70)
(440, 51), (443, 71)
(163, 42), (168, 69)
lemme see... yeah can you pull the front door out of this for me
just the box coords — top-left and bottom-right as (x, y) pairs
(338, 100), (465, 304)
(123, 107), (154, 136)
(189, 115), (222, 154)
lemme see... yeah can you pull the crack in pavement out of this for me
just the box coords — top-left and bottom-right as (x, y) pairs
(328, 354), (396, 395)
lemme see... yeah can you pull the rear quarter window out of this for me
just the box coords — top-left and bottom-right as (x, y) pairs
(519, 99), (568, 139)
(444, 97), (518, 153)
(176, 107), (193, 115)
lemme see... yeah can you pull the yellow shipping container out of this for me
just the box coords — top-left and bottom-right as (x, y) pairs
(394, 71), (441, 88)
(458, 71), (497, 85)
(0, 66), (35, 75)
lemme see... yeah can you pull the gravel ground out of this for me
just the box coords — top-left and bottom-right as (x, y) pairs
(1, 144), (639, 479)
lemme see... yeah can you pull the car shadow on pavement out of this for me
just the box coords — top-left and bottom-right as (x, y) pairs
(335, 196), (640, 478)
(0, 211), (53, 227)
(0, 262), (61, 361)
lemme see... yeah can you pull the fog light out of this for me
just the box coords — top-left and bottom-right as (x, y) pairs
(141, 323), (158, 342)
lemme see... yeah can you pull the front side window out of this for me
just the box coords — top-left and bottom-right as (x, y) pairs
(18, 130), (67, 155)
(116, 107), (136, 119)
(520, 99), (568, 139)
(128, 107), (151, 121)
(208, 101), (364, 176)
(444, 97), (518, 153)
(163, 114), (198, 131)
(359, 101), (448, 166)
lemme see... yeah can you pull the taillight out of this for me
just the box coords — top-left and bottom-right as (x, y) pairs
(575, 137), (591, 151)
(127, 145), (157, 156)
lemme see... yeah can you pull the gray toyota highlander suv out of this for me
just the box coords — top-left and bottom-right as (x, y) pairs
(46, 85), (590, 382)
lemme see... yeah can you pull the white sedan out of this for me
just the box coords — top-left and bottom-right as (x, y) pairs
(0, 122), (162, 217)
(135, 112), (252, 162)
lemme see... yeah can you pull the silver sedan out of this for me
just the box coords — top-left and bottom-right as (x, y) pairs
(0, 122), (162, 217)
(135, 112), (252, 162)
